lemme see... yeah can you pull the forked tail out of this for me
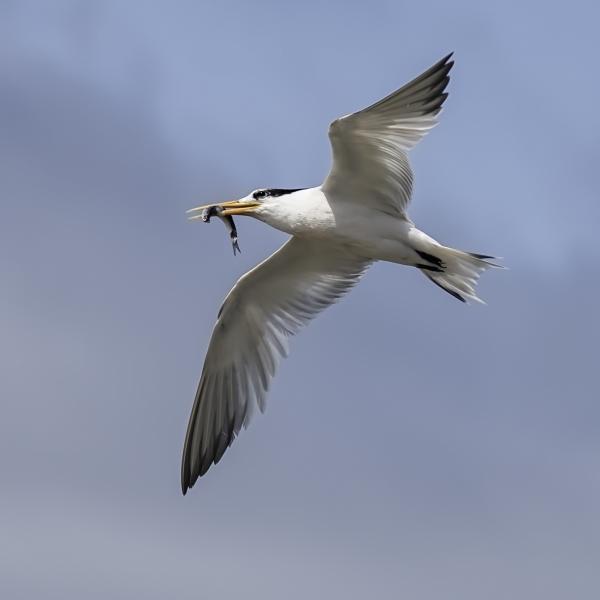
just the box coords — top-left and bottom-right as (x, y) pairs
(412, 238), (502, 304)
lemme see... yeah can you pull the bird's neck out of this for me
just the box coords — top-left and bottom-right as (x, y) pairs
(254, 187), (334, 237)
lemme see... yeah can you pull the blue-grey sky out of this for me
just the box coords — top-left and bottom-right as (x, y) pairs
(2, 1), (599, 598)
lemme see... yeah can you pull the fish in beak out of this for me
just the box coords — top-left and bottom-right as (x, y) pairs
(187, 199), (261, 218)
(204, 205), (241, 255)
(187, 201), (257, 256)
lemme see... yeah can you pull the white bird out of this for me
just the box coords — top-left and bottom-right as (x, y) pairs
(181, 53), (500, 494)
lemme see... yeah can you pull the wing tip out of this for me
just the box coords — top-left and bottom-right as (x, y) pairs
(430, 52), (454, 73)
(436, 52), (455, 81)
(181, 464), (199, 495)
(181, 465), (191, 495)
(181, 458), (192, 495)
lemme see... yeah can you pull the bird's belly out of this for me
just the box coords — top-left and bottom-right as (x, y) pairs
(301, 217), (414, 264)
(364, 237), (415, 264)
(331, 209), (416, 263)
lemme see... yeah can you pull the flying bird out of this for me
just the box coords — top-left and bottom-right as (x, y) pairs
(181, 53), (500, 494)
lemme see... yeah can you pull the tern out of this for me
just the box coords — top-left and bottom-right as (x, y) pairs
(181, 53), (500, 494)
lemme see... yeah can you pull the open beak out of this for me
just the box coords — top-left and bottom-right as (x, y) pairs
(186, 199), (260, 220)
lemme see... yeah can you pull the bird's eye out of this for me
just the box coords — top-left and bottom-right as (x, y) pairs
(253, 190), (269, 200)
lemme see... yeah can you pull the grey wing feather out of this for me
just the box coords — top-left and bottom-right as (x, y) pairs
(323, 53), (454, 215)
(181, 238), (370, 493)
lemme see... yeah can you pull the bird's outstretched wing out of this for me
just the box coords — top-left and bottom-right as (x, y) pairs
(322, 53), (453, 216)
(181, 238), (370, 493)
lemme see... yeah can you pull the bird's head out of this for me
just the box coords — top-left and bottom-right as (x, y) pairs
(187, 188), (306, 221)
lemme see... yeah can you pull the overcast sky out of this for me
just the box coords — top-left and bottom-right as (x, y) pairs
(1, 1), (599, 598)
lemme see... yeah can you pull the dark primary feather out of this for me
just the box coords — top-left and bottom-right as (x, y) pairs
(359, 52), (453, 117)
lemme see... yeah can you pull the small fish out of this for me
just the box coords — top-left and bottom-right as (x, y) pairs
(201, 205), (241, 256)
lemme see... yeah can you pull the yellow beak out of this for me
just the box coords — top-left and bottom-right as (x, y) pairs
(186, 200), (260, 220)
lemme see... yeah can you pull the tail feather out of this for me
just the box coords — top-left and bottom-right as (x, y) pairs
(415, 245), (501, 304)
